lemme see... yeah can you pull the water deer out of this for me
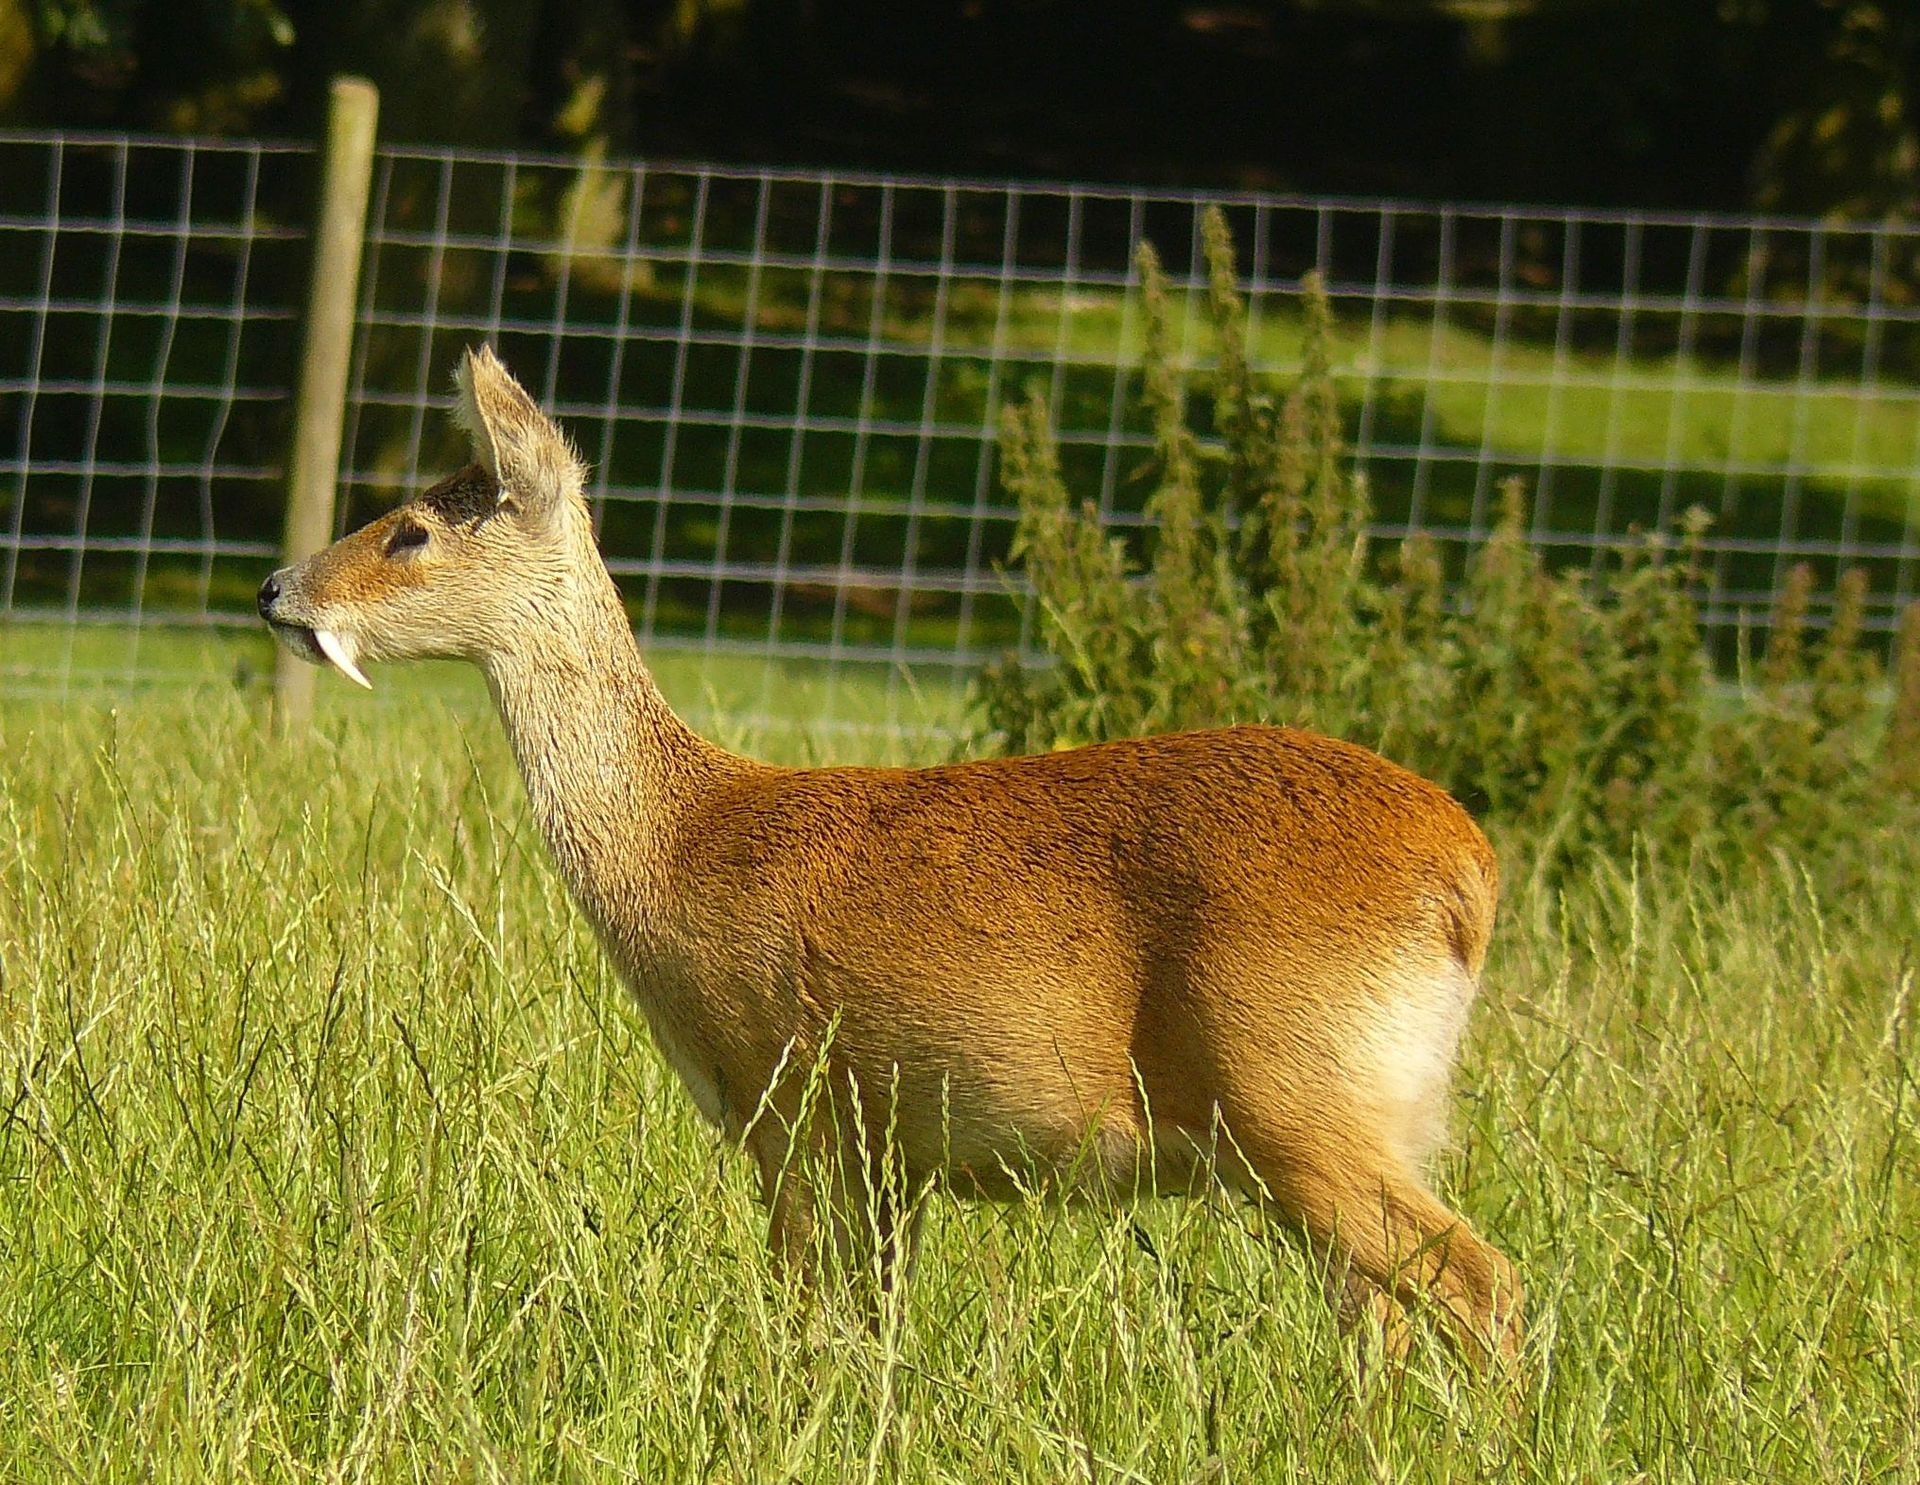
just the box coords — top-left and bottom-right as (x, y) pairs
(258, 346), (1523, 1373)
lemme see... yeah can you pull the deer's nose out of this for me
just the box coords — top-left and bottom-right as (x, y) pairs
(257, 573), (282, 618)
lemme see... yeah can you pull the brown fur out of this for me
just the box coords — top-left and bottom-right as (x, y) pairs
(259, 345), (1524, 1372)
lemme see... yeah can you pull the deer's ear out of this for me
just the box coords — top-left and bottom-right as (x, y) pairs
(452, 345), (582, 526)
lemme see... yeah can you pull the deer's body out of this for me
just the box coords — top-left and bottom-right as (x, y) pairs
(259, 347), (1523, 1371)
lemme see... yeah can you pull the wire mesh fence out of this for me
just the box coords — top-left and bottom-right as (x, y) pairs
(0, 131), (311, 694)
(5, 130), (1920, 737)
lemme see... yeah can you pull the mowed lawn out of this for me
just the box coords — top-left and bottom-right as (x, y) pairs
(0, 683), (1913, 1481)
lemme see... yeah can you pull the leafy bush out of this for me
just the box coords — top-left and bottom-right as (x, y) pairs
(973, 207), (1919, 869)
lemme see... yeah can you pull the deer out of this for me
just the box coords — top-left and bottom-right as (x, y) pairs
(257, 345), (1524, 1375)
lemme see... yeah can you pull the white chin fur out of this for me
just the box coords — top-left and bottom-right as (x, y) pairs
(312, 628), (373, 690)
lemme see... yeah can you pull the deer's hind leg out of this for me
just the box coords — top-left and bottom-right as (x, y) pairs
(1239, 959), (1522, 1372)
(1246, 1125), (1524, 1372)
(1204, 1031), (1520, 1366)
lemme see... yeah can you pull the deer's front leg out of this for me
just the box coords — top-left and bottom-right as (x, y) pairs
(751, 1119), (822, 1289)
(749, 1114), (924, 1331)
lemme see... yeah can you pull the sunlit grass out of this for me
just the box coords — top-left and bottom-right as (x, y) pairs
(0, 622), (967, 760)
(0, 691), (1913, 1480)
(658, 265), (1920, 536)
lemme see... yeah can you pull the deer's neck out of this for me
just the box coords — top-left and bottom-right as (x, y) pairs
(480, 560), (729, 935)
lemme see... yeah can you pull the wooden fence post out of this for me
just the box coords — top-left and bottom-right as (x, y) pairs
(274, 75), (379, 730)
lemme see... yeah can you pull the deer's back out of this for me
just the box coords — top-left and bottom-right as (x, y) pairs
(688, 724), (1492, 966)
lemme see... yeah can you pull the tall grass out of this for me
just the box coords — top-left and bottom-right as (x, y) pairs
(0, 692), (1914, 1480)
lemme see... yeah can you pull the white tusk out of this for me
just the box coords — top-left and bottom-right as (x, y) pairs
(312, 628), (373, 690)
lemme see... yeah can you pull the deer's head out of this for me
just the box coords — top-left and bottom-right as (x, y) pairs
(258, 346), (593, 687)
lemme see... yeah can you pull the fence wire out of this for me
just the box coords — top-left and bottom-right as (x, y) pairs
(5, 132), (1920, 735)
(0, 132), (310, 693)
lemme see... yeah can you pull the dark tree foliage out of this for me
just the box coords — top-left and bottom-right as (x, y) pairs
(3, 2), (1916, 221)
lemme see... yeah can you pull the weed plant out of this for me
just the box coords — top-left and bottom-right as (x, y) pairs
(976, 208), (1920, 876)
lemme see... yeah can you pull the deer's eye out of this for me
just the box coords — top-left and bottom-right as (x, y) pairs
(385, 521), (429, 557)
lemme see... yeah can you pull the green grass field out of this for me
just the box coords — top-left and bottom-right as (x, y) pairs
(0, 685), (1914, 1481)
(0, 622), (967, 760)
